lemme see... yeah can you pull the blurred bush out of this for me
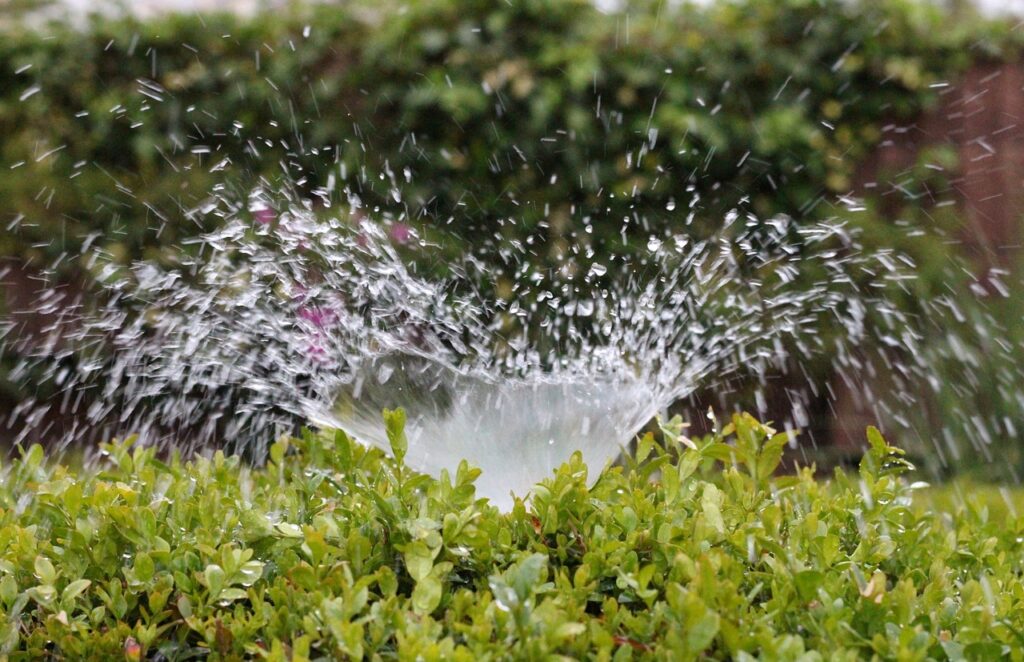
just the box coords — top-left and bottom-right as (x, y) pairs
(2, 0), (1015, 267)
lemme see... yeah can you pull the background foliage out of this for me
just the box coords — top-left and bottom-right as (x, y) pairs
(1, 0), (1023, 471)
(2, 0), (1015, 265)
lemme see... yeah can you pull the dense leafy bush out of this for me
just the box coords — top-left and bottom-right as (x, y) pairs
(2, 412), (1023, 660)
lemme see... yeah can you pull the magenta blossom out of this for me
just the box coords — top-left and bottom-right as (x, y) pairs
(389, 222), (413, 244)
(297, 305), (338, 330)
(304, 341), (329, 363)
(253, 207), (276, 225)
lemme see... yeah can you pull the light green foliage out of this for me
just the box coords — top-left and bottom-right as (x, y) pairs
(1, 413), (1023, 659)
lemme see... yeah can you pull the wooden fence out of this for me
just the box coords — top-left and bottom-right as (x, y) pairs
(832, 61), (1024, 452)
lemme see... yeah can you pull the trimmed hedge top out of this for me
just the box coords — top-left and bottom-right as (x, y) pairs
(1, 412), (1023, 660)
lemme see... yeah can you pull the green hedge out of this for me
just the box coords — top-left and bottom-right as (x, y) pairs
(2, 412), (1023, 659)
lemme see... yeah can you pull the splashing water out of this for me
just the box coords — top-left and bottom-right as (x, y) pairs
(322, 358), (661, 506)
(6, 177), (943, 508)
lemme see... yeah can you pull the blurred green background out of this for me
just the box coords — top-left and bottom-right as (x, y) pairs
(2, 0), (1023, 478)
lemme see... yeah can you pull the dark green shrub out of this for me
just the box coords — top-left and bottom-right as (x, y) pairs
(1, 0), (1017, 270)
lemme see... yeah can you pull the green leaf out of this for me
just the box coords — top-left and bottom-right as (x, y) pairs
(680, 591), (720, 654)
(218, 588), (248, 602)
(0, 576), (17, 607)
(269, 438), (289, 465)
(759, 432), (790, 481)
(636, 433), (655, 464)
(61, 579), (92, 605)
(411, 575), (442, 615)
(322, 597), (348, 642)
(678, 450), (701, 483)
(376, 567), (398, 598)
(488, 576), (519, 613)
(687, 610), (720, 654)
(866, 426), (888, 455)
(203, 564), (226, 598)
(335, 428), (353, 469)
(508, 553), (548, 601)
(34, 556), (56, 586)
(862, 426), (914, 477)
(383, 408), (408, 463)
(963, 642), (1002, 660)
(176, 595), (193, 619)
(701, 484), (725, 536)
(237, 561), (264, 587)
(403, 541), (435, 582)
(275, 522), (304, 538)
(555, 622), (586, 640)
(793, 570), (824, 603)
(701, 443), (736, 464)
(22, 444), (44, 468)
(940, 641), (966, 662)
(26, 585), (56, 609)
(659, 414), (695, 450)
(133, 552), (155, 583)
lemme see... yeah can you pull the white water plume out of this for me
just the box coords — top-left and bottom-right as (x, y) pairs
(5, 184), (940, 507)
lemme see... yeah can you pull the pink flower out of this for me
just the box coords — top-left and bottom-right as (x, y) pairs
(297, 305), (337, 330)
(389, 222), (413, 244)
(253, 207), (276, 225)
(304, 342), (329, 362)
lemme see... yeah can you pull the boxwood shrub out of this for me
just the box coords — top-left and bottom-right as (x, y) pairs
(1, 412), (1023, 660)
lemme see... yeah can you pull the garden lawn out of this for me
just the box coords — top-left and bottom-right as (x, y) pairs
(1, 411), (1023, 660)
